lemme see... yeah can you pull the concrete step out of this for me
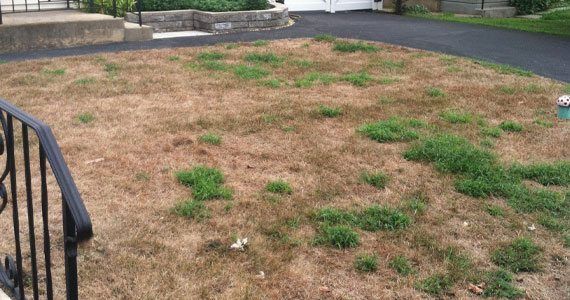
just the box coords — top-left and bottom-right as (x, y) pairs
(123, 21), (153, 42)
(476, 6), (517, 18)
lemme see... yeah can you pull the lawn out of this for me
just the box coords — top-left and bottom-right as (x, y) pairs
(0, 38), (568, 299)
(411, 8), (570, 37)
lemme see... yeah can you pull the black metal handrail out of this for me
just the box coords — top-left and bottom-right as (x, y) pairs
(0, 98), (92, 299)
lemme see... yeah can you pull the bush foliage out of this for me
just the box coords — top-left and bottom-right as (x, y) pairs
(141, 0), (268, 12)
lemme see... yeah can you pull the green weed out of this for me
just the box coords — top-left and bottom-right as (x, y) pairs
(266, 180), (293, 195)
(175, 166), (232, 201)
(354, 253), (378, 272)
(491, 238), (541, 273)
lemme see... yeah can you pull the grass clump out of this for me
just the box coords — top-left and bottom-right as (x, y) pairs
(537, 214), (565, 232)
(533, 119), (554, 128)
(486, 204), (505, 217)
(509, 161), (570, 186)
(244, 52), (284, 65)
(234, 65), (269, 79)
(197, 51), (226, 61)
(168, 55), (180, 61)
(313, 34), (337, 42)
(358, 117), (420, 143)
(175, 166), (232, 201)
(259, 78), (281, 88)
(342, 71), (373, 87)
(439, 110), (472, 124)
(315, 207), (357, 226)
(389, 255), (415, 275)
(491, 237), (541, 273)
(360, 171), (389, 189)
(416, 274), (453, 296)
(199, 133), (222, 145)
(499, 86), (517, 95)
(74, 78), (96, 85)
(295, 72), (335, 88)
(77, 113), (95, 124)
(356, 205), (411, 231)
(333, 41), (379, 53)
(43, 68), (66, 76)
(354, 253), (378, 272)
(317, 225), (360, 249)
(318, 105), (342, 118)
(173, 199), (210, 220)
(481, 126), (502, 138)
(202, 60), (229, 71)
(104, 63), (119, 76)
(426, 87), (445, 97)
(377, 59), (405, 71)
(252, 40), (269, 47)
(266, 180), (293, 195)
(482, 269), (525, 299)
(499, 120), (524, 132)
(406, 193), (428, 215)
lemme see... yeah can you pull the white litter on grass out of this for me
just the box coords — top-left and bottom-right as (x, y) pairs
(153, 31), (213, 39)
(230, 238), (248, 251)
(527, 224), (536, 231)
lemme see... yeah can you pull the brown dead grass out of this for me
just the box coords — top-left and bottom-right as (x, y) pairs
(0, 39), (568, 299)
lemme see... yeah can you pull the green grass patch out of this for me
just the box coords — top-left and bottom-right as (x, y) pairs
(491, 237), (541, 273)
(104, 63), (119, 75)
(295, 72), (335, 88)
(0, 60), (7, 64)
(318, 105), (342, 118)
(292, 59), (314, 68)
(358, 117), (420, 143)
(199, 133), (222, 145)
(533, 119), (554, 128)
(411, 13), (570, 37)
(439, 110), (472, 124)
(523, 84), (543, 94)
(175, 166), (232, 201)
(244, 52), (284, 65)
(313, 34), (337, 42)
(168, 55), (180, 62)
(481, 126), (502, 138)
(314, 207), (357, 226)
(499, 120), (524, 132)
(564, 84), (570, 93)
(482, 269), (525, 299)
(252, 40), (269, 47)
(476, 60), (534, 77)
(354, 253), (378, 272)
(197, 51), (226, 61)
(74, 78), (96, 85)
(234, 65), (269, 79)
(406, 193), (428, 215)
(173, 199), (211, 220)
(416, 273), (453, 296)
(389, 255), (415, 275)
(202, 60), (229, 71)
(43, 68), (65, 76)
(357, 205), (411, 231)
(509, 161), (570, 186)
(426, 87), (445, 97)
(259, 78), (281, 88)
(360, 171), (389, 189)
(537, 214), (565, 232)
(341, 71), (373, 87)
(77, 113), (95, 124)
(266, 180), (293, 195)
(377, 59), (406, 71)
(379, 77), (398, 85)
(316, 225), (360, 249)
(486, 204), (505, 217)
(499, 86), (517, 95)
(333, 41), (379, 53)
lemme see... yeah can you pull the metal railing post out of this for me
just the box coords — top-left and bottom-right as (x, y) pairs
(113, 0), (117, 17)
(137, 0), (143, 26)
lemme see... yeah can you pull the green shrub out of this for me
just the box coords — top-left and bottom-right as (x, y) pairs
(354, 253), (378, 272)
(356, 205), (411, 231)
(199, 133), (222, 145)
(342, 71), (373, 87)
(483, 269), (525, 299)
(360, 171), (390, 189)
(266, 180), (293, 195)
(509, 0), (552, 14)
(318, 225), (360, 249)
(491, 238), (541, 273)
(358, 117), (419, 143)
(318, 105), (342, 118)
(499, 121), (524, 132)
(173, 199), (210, 220)
(141, 0), (268, 12)
(389, 255), (415, 275)
(175, 166), (232, 200)
(313, 34), (337, 42)
(333, 41), (379, 53)
(439, 110), (472, 124)
(82, 0), (135, 16)
(234, 65), (269, 79)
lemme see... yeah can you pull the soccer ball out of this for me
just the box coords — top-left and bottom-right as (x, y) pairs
(557, 95), (570, 107)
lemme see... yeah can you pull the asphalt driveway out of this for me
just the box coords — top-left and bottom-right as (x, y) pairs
(1, 11), (569, 82)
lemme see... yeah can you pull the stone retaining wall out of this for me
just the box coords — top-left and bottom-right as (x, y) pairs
(125, 3), (289, 33)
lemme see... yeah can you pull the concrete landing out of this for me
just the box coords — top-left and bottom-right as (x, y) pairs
(0, 10), (153, 53)
(476, 6), (517, 18)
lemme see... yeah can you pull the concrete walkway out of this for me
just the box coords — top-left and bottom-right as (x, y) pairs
(1, 11), (569, 82)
